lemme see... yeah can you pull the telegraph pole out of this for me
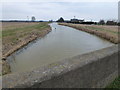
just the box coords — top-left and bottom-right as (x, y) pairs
(27, 16), (29, 21)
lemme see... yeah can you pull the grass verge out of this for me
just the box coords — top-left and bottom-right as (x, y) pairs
(105, 76), (120, 89)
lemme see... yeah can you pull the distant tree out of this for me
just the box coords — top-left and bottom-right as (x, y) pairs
(31, 16), (36, 21)
(49, 20), (53, 22)
(94, 22), (97, 25)
(57, 17), (64, 22)
(98, 20), (105, 25)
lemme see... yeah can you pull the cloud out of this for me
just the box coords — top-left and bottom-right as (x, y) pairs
(1, 2), (118, 21)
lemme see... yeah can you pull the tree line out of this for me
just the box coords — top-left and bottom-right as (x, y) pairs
(98, 19), (119, 26)
(57, 17), (119, 26)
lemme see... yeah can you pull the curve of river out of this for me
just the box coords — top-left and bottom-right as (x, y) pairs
(7, 23), (114, 73)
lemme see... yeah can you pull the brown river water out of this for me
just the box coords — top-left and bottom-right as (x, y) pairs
(7, 23), (114, 73)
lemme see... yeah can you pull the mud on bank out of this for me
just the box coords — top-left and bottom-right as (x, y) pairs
(1, 22), (51, 75)
(59, 23), (119, 44)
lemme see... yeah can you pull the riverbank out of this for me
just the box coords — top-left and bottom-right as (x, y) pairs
(59, 23), (119, 44)
(5, 23), (113, 74)
(2, 22), (51, 75)
(106, 76), (120, 89)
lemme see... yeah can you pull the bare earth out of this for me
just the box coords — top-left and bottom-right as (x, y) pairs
(59, 23), (119, 44)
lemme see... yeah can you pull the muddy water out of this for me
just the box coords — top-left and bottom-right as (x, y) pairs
(7, 23), (114, 73)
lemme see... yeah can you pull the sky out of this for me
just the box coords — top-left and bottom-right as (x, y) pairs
(1, 0), (119, 22)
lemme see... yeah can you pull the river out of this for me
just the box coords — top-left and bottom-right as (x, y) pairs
(7, 23), (114, 73)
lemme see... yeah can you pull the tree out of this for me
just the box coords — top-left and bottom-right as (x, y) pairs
(49, 20), (53, 22)
(31, 16), (36, 21)
(98, 20), (105, 25)
(57, 17), (64, 22)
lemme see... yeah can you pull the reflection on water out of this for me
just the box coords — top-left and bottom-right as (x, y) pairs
(7, 23), (114, 73)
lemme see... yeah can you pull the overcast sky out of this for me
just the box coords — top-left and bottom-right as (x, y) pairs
(1, 0), (119, 21)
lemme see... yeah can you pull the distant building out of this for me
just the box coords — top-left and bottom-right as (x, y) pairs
(64, 20), (71, 23)
(106, 21), (117, 25)
(70, 19), (84, 23)
(70, 19), (79, 23)
(79, 19), (84, 23)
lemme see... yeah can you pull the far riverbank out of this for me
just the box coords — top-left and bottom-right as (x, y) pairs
(59, 23), (119, 44)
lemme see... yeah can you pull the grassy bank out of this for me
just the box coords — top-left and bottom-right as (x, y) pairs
(1, 22), (51, 75)
(59, 23), (119, 44)
(2, 22), (51, 59)
(106, 76), (120, 89)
